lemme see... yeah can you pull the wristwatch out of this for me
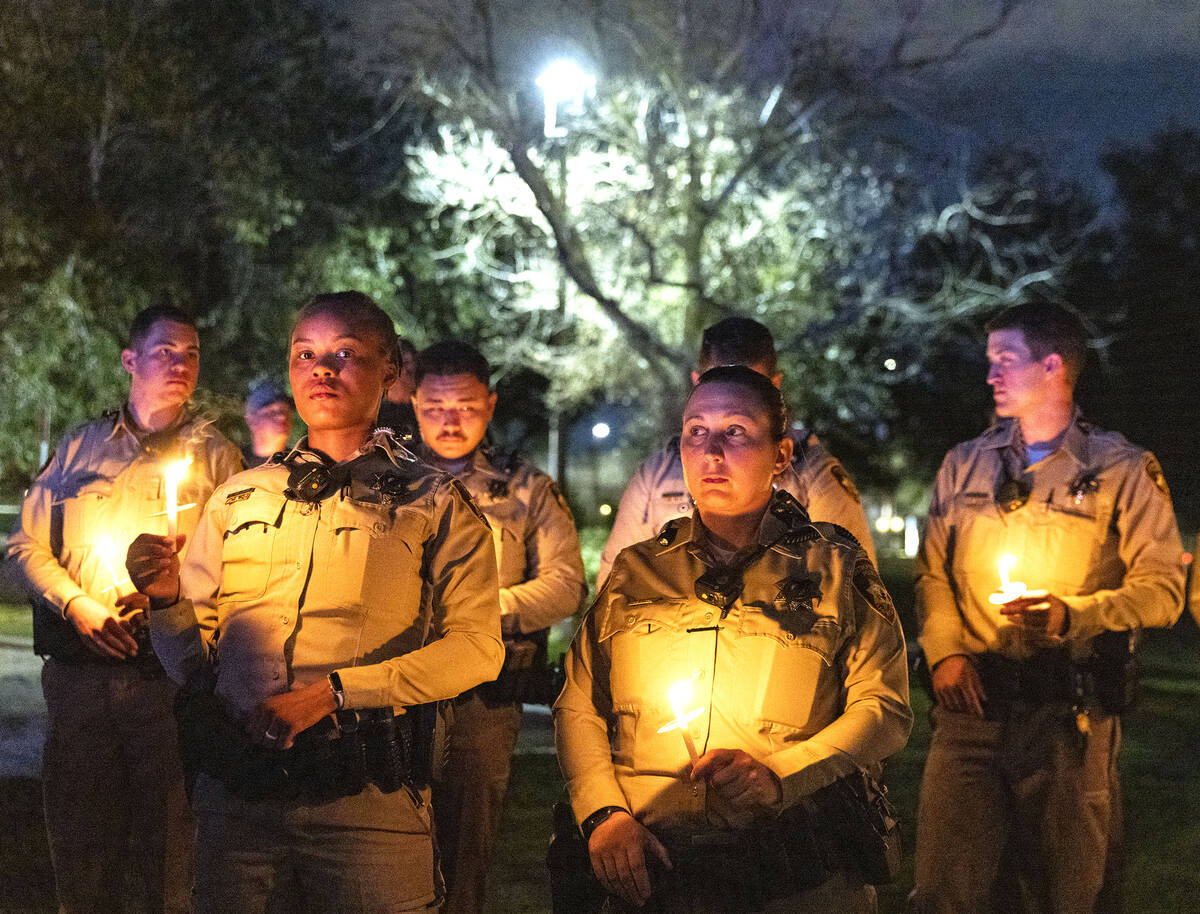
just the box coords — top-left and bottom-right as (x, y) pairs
(327, 671), (346, 710)
(581, 805), (627, 840)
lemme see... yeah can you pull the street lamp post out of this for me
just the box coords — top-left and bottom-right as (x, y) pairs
(537, 59), (594, 483)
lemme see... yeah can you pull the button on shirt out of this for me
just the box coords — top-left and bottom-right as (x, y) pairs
(556, 497), (911, 832)
(916, 415), (1185, 667)
(597, 431), (876, 587)
(7, 407), (242, 617)
(151, 438), (504, 719)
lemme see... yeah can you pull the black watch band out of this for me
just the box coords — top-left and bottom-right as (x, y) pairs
(581, 806), (627, 841)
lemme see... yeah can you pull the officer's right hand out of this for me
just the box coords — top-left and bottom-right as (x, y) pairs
(64, 594), (139, 659)
(589, 810), (672, 908)
(125, 533), (186, 605)
(932, 654), (987, 718)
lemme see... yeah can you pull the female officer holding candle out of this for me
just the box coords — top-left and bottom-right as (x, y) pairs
(554, 366), (912, 913)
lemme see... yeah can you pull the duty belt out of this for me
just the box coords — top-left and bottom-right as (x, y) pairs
(974, 649), (1075, 716)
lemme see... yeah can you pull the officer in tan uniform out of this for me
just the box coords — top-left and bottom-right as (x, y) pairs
(556, 366), (911, 913)
(910, 303), (1185, 914)
(413, 340), (587, 914)
(126, 292), (504, 914)
(7, 304), (241, 914)
(597, 317), (874, 587)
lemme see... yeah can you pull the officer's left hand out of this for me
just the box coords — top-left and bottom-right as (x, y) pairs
(999, 592), (1069, 643)
(245, 680), (339, 750)
(690, 748), (782, 813)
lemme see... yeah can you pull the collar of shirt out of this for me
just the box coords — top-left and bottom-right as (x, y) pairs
(983, 408), (1090, 468)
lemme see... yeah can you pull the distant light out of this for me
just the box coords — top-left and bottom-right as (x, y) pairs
(875, 516), (891, 533)
(888, 516), (905, 533)
(599, 503), (612, 516)
(536, 59), (596, 137)
(883, 358), (897, 371)
(592, 422), (611, 440)
(904, 516), (920, 557)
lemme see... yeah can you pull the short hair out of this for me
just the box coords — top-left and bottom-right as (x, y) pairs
(985, 302), (1088, 386)
(689, 365), (789, 441)
(293, 291), (397, 369)
(397, 336), (418, 363)
(697, 316), (778, 375)
(415, 341), (491, 387)
(127, 304), (195, 350)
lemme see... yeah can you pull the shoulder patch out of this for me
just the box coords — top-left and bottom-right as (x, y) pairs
(852, 554), (897, 624)
(829, 464), (861, 503)
(224, 487), (254, 505)
(1144, 455), (1171, 499)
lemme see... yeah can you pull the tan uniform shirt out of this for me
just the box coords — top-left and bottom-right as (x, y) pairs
(556, 495), (911, 831)
(598, 431), (875, 586)
(916, 414), (1184, 668)
(151, 436), (505, 719)
(7, 406), (242, 617)
(420, 446), (586, 635)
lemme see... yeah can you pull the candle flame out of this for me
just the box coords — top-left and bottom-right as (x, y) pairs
(997, 553), (1017, 588)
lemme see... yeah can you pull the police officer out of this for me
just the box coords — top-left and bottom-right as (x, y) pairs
(242, 379), (292, 468)
(910, 303), (1185, 914)
(6, 304), (242, 914)
(413, 341), (587, 914)
(597, 317), (874, 587)
(556, 366), (911, 913)
(126, 292), (505, 913)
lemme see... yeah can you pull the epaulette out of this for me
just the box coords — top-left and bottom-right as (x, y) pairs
(655, 516), (687, 548)
(768, 489), (811, 527)
(816, 522), (863, 552)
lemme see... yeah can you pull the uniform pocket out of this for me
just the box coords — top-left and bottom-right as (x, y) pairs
(60, 480), (113, 548)
(219, 491), (286, 603)
(737, 609), (843, 729)
(325, 499), (423, 612)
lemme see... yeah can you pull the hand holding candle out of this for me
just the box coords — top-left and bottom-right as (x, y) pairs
(657, 678), (705, 762)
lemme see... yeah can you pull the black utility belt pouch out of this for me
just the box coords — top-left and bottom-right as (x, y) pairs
(1083, 629), (1141, 715)
(810, 768), (901, 886)
(481, 630), (555, 704)
(174, 685), (435, 802)
(546, 801), (605, 914)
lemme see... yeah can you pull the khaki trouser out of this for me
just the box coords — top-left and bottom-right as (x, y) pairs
(433, 690), (523, 914)
(41, 657), (193, 914)
(910, 704), (1119, 914)
(192, 774), (438, 914)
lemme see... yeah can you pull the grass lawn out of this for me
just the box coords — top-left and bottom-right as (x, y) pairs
(0, 605), (31, 641)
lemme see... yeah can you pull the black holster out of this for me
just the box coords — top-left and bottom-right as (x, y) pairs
(480, 628), (558, 704)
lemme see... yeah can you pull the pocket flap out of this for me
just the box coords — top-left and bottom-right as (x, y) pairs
(225, 490), (286, 534)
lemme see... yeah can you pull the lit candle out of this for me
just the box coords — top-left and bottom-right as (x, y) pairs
(656, 679), (704, 762)
(163, 456), (193, 545)
(988, 553), (1028, 605)
(96, 538), (128, 597)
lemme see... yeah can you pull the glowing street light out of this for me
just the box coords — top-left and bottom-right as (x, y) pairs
(592, 422), (610, 440)
(536, 59), (596, 138)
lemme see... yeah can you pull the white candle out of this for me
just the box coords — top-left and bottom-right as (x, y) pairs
(163, 457), (193, 545)
(657, 679), (704, 761)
